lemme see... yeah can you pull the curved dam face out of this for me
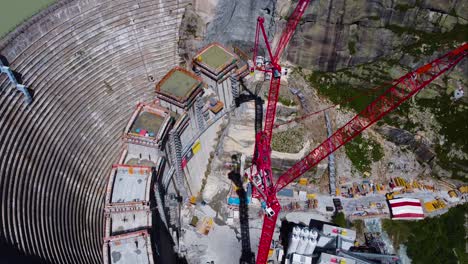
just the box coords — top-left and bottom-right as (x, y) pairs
(0, 0), (188, 263)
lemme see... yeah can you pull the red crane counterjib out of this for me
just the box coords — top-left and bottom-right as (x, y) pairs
(253, 0), (311, 152)
(273, 0), (311, 63)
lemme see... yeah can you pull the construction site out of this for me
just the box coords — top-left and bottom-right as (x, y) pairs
(0, 1), (467, 264)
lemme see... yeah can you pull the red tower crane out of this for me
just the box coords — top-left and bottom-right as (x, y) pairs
(247, 0), (468, 262)
(248, 1), (311, 262)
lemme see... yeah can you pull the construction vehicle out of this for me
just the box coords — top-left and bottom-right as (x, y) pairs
(240, 0), (468, 263)
(385, 191), (403, 200)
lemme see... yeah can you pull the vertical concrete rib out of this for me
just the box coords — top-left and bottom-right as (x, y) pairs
(324, 111), (336, 196)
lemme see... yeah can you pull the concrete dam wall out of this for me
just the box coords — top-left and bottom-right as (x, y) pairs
(0, 0), (189, 263)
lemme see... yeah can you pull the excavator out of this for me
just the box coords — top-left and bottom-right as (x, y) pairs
(237, 0), (468, 263)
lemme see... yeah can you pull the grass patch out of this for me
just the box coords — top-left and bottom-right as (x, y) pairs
(305, 61), (395, 114)
(416, 96), (468, 181)
(332, 212), (346, 228)
(383, 204), (468, 264)
(345, 134), (384, 174)
(278, 96), (297, 107)
(271, 126), (305, 153)
(394, 3), (415, 12)
(386, 24), (468, 57)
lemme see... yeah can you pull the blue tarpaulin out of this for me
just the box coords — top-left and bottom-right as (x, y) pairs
(227, 183), (252, 205)
(277, 188), (294, 197)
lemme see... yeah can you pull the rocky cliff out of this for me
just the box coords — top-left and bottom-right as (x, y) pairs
(286, 0), (467, 71)
(184, 0), (467, 71)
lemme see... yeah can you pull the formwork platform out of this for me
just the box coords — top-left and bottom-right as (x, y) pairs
(156, 67), (204, 109)
(197, 44), (236, 73)
(194, 42), (238, 77)
(105, 165), (153, 205)
(124, 103), (173, 148)
(105, 209), (151, 236)
(130, 112), (165, 135)
(193, 43), (242, 109)
(103, 231), (154, 264)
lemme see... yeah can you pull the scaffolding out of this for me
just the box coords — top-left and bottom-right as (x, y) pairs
(195, 97), (205, 130)
(169, 130), (187, 198)
(0, 60), (32, 104)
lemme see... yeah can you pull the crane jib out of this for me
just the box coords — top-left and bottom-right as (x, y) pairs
(275, 43), (468, 191)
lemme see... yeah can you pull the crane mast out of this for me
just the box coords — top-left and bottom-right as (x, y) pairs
(249, 1), (312, 263)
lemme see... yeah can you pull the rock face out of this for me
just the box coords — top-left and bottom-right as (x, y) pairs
(286, 0), (468, 71)
(377, 126), (435, 163)
(179, 0), (277, 59)
(190, 0), (467, 71)
(205, 0), (276, 50)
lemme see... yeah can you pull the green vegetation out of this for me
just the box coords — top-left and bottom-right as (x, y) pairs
(331, 212), (346, 228)
(348, 41), (356, 55)
(305, 60), (395, 113)
(386, 24), (468, 58)
(303, 22), (468, 179)
(394, 3), (415, 12)
(380, 20), (468, 180)
(296, 5), (468, 178)
(383, 204), (468, 264)
(0, 0), (56, 37)
(271, 126), (305, 153)
(351, 219), (364, 234)
(345, 134), (384, 174)
(449, 8), (458, 17)
(278, 96), (297, 107)
(416, 96), (468, 181)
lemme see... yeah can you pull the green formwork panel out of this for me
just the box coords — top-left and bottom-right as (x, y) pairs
(160, 70), (200, 98)
(200, 45), (234, 70)
(130, 112), (165, 135)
